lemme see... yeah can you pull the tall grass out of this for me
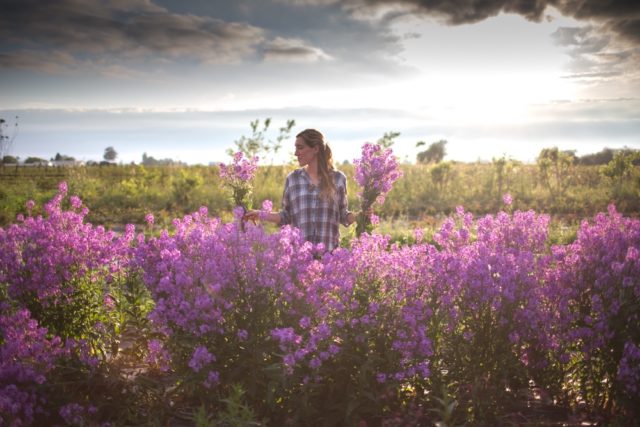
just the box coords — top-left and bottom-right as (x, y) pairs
(1, 161), (638, 230)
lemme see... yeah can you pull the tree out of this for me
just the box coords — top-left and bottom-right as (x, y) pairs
(142, 152), (183, 166)
(417, 140), (447, 164)
(2, 155), (18, 164)
(601, 151), (639, 182)
(53, 153), (75, 162)
(536, 147), (575, 199)
(578, 148), (615, 166)
(0, 116), (19, 159)
(104, 146), (118, 162)
(24, 156), (47, 164)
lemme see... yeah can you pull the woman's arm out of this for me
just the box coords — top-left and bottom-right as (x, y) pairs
(242, 210), (281, 225)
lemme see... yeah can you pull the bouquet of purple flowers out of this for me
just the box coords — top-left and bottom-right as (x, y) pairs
(219, 152), (259, 211)
(353, 143), (402, 236)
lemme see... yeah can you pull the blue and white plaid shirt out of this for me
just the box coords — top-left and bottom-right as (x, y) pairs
(280, 168), (351, 252)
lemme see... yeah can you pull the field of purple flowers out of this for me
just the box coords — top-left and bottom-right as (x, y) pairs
(1, 147), (639, 426)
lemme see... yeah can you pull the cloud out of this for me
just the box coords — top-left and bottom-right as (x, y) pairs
(272, 0), (341, 5)
(0, 48), (160, 80)
(0, 0), (266, 71)
(336, 0), (640, 86)
(335, 0), (640, 43)
(552, 25), (638, 83)
(263, 37), (333, 62)
(0, 50), (77, 74)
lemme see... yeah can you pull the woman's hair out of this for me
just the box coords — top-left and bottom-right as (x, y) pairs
(297, 128), (336, 199)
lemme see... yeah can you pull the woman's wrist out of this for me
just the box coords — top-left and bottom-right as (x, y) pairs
(268, 212), (282, 225)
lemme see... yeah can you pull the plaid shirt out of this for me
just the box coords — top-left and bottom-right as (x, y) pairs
(280, 168), (350, 252)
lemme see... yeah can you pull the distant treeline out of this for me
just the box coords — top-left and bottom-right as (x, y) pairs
(566, 147), (640, 166)
(3, 145), (638, 167)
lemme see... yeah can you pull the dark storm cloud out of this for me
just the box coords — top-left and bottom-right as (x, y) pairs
(0, 0), (266, 69)
(339, 0), (640, 43)
(316, 0), (640, 83)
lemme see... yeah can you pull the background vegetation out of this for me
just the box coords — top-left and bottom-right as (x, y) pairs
(1, 150), (638, 241)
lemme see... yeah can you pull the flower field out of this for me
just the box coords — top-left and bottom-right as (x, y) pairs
(1, 180), (639, 426)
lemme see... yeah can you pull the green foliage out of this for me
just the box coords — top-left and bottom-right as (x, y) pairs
(1, 160), (639, 230)
(228, 118), (295, 163)
(24, 156), (48, 164)
(192, 385), (263, 427)
(377, 131), (401, 148)
(2, 155), (18, 164)
(601, 150), (639, 182)
(430, 161), (453, 192)
(429, 384), (464, 427)
(536, 147), (576, 200)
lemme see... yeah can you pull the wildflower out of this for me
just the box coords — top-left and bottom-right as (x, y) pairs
(70, 195), (82, 209)
(260, 199), (273, 220)
(219, 152), (259, 209)
(188, 346), (215, 373)
(146, 339), (171, 372)
(353, 143), (402, 236)
(204, 371), (221, 388)
(145, 213), (155, 226)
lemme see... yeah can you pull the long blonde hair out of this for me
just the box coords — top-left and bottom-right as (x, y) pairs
(297, 129), (336, 200)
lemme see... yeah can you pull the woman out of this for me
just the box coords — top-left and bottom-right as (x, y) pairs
(244, 129), (356, 252)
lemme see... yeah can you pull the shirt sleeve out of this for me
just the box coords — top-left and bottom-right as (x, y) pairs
(338, 173), (350, 227)
(280, 175), (292, 225)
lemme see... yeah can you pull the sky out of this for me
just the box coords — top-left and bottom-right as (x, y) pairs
(0, 0), (639, 165)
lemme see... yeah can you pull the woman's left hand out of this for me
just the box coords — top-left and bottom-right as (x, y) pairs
(242, 210), (260, 224)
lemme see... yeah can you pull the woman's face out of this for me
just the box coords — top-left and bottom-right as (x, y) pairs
(294, 137), (319, 167)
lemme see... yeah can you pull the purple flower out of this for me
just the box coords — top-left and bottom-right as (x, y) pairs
(353, 143), (402, 204)
(309, 357), (322, 369)
(219, 152), (259, 208)
(146, 339), (171, 372)
(70, 195), (82, 209)
(353, 143), (402, 235)
(103, 294), (115, 310)
(59, 403), (85, 426)
(188, 346), (215, 372)
(299, 316), (311, 329)
(145, 213), (155, 226)
(237, 329), (249, 341)
(283, 354), (296, 367)
(204, 370), (221, 388)
(260, 199), (273, 220)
